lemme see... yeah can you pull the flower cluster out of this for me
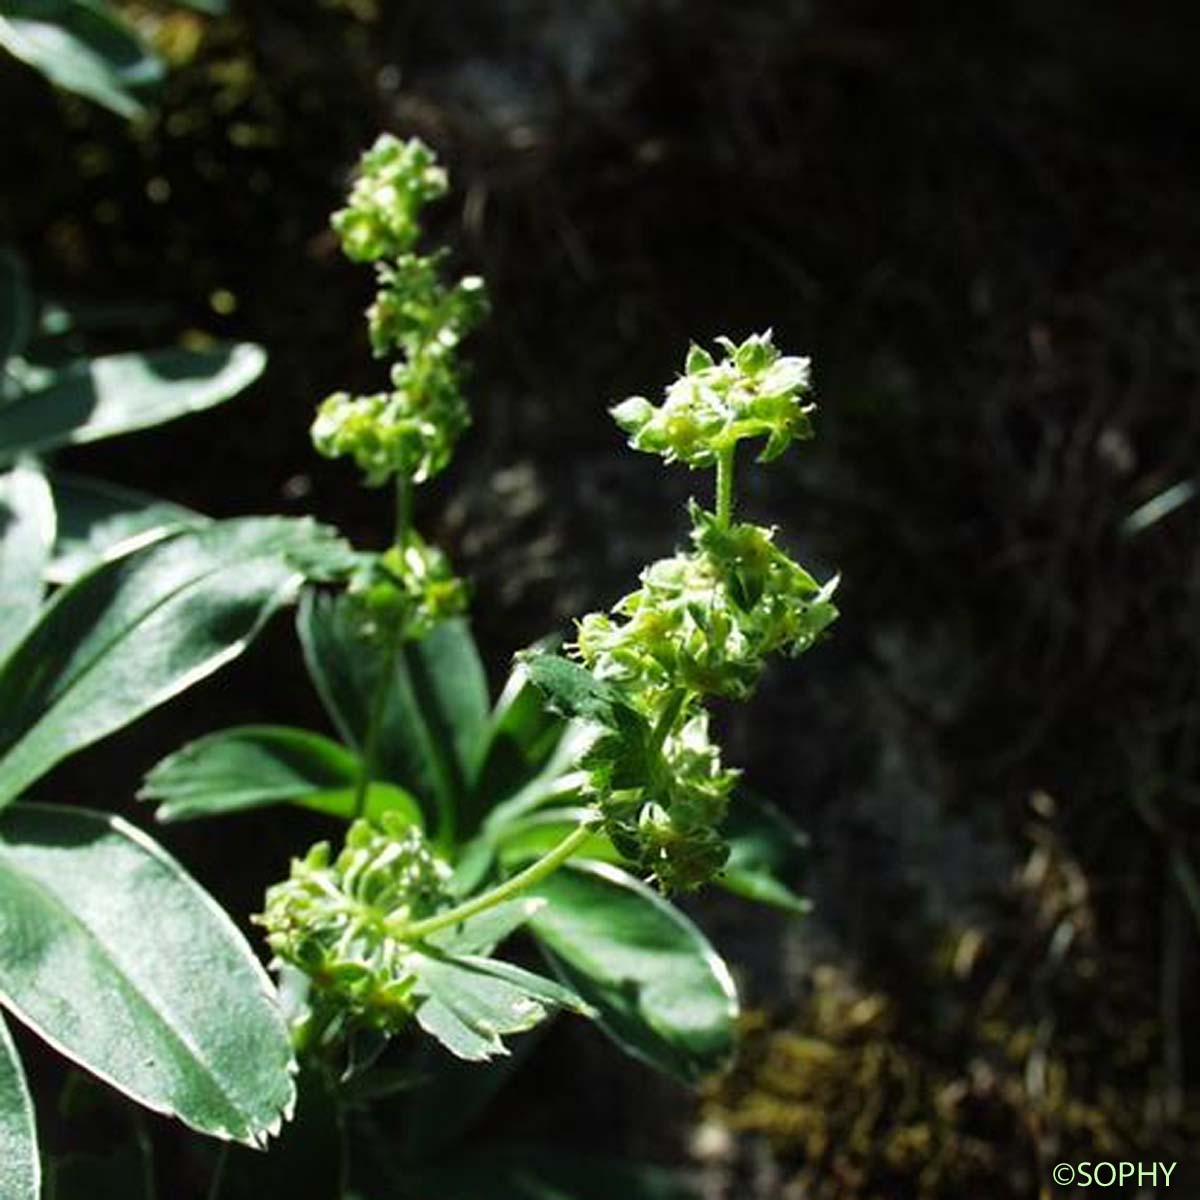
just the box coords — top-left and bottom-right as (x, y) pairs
(313, 134), (488, 487)
(312, 134), (488, 642)
(537, 333), (837, 891)
(611, 332), (814, 468)
(258, 815), (451, 1033)
(343, 532), (469, 646)
(330, 135), (448, 263)
(577, 503), (835, 707)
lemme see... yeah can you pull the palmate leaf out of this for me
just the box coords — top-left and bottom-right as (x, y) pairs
(0, 1009), (37, 1200)
(0, 0), (163, 118)
(48, 471), (205, 585)
(528, 862), (738, 1083)
(0, 461), (54, 662)
(0, 343), (265, 463)
(518, 650), (633, 729)
(412, 950), (590, 1064)
(0, 517), (339, 809)
(0, 804), (296, 1145)
(139, 724), (423, 826)
(298, 594), (489, 834)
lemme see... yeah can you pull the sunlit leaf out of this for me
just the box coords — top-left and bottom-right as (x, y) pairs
(140, 724), (422, 826)
(0, 343), (265, 462)
(48, 471), (204, 585)
(0, 804), (295, 1144)
(412, 951), (589, 1063)
(0, 0), (163, 119)
(0, 1009), (37, 1200)
(528, 862), (737, 1082)
(0, 517), (335, 808)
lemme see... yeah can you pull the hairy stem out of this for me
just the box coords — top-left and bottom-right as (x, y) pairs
(716, 444), (735, 527)
(401, 820), (596, 940)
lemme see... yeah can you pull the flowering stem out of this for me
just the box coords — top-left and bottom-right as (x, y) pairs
(394, 474), (411, 547)
(401, 819), (596, 941)
(716, 444), (735, 527)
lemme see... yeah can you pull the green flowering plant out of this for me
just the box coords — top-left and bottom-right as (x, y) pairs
(124, 135), (839, 1196)
(525, 332), (838, 890)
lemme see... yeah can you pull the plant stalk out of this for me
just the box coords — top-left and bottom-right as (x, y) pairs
(401, 820), (595, 940)
(394, 474), (411, 546)
(716, 444), (735, 527)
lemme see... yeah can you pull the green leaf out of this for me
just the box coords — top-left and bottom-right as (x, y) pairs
(48, 471), (205, 585)
(0, 517), (330, 809)
(0, 462), (54, 663)
(0, 1009), (38, 1200)
(412, 951), (589, 1063)
(0, 0), (163, 118)
(495, 807), (618, 869)
(426, 897), (545, 957)
(140, 724), (422, 826)
(298, 595), (489, 833)
(406, 1145), (700, 1200)
(174, 0), (226, 12)
(518, 650), (633, 729)
(472, 661), (566, 807)
(718, 793), (811, 915)
(0, 804), (295, 1144)
(0, 248), (32, 367)
(528, 862), (738, 1083)
(0, 343), (265, 462)
(480, 722), (591, 835)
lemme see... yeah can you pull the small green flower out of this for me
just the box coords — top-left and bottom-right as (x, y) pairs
(331, 135), (448, 263)
(612, 331), (814, 468)
(344, 532), (469, 644)
(584, 710), (739, 891)
(575, 506), (836, 707)
(526, 332), (837, 891)
(315, 135), (488, 489)
(259, 815), (452, 1033)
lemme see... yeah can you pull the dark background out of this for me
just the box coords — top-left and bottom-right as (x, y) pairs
(3, 2), (1199, 1196)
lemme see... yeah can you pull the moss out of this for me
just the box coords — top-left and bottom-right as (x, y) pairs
(705, 818), (1198, 1198)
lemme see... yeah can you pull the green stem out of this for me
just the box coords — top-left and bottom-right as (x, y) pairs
(401, 820), (595, 940)
(353, 638), (400, 820)
(394, 474), (411, 546)
(716, 444), (735, 527)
